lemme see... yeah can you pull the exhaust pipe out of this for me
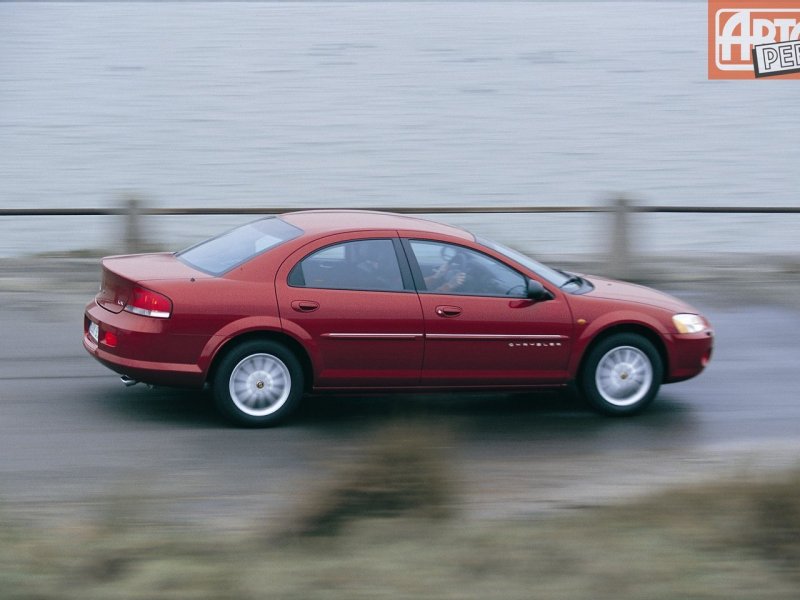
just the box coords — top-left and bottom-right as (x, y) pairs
(120, 375), (139, 387)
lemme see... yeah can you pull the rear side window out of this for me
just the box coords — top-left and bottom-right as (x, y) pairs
(288, 239), (405, 292)
(178, 218), (303, 275)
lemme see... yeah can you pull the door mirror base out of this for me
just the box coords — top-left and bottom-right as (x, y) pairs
(526, 279), (554, 302)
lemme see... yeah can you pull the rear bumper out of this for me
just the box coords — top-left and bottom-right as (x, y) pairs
(83, 301), (205, 387)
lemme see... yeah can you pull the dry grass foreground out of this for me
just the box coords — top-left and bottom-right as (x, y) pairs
(1, 422), (799, 599)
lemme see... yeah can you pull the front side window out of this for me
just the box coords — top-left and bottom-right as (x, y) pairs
(409, 240), (527, 297)
(476, 237), (572, 288)
(178, 217), (303, 276)
(289, 239), (405, 292)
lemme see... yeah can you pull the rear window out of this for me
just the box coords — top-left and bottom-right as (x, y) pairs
(177, 217), (303, 275)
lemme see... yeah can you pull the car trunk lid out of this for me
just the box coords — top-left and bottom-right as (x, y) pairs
(96, 253), (209, 314)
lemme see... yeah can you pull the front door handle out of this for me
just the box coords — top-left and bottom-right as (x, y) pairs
(291, 300), (320, 313)
(435, 305), (462, 318)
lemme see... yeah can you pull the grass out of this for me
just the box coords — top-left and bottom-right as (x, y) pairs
(1, 429), (799, 599)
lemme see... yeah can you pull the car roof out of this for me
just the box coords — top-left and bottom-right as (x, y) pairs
(279, 210), (474, 241)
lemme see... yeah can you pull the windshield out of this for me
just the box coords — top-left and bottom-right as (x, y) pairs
(178, 217), (303, 275)
(476, 237), (572, 288)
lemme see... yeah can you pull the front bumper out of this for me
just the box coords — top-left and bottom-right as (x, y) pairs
(665, 329), (714, 383)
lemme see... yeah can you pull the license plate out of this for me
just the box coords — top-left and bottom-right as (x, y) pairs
(89, 321), (99, 343)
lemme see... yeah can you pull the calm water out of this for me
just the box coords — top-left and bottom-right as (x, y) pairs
(0, 2), (798, 257)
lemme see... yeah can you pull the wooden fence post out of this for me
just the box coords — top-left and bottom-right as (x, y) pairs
(123, 194), (145, 254)
(608, 195), (633, 280)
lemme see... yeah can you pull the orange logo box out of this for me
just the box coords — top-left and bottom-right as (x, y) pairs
(709, 0), (800, 78)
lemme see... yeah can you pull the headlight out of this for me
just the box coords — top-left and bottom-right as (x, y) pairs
(672, 313), (707, 334)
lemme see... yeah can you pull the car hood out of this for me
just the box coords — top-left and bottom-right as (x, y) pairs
(582, 275), (696, 313)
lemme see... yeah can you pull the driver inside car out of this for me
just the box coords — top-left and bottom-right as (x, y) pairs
(424, 256), (467, 293)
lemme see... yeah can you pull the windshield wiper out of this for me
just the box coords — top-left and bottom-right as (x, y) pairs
(558, 271), (583, 288)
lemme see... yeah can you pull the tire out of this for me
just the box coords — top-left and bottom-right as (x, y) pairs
(212, 340), (303, 427)
(579, 333), (663, 416)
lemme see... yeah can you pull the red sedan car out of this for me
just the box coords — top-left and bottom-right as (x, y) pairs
(83, 210), (713, 426)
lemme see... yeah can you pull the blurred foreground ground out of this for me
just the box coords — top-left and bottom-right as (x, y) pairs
(1, 254), (799, 597)
(3, 470), (800, 599)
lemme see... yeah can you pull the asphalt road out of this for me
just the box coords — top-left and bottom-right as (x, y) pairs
(1, 286), (799, 528)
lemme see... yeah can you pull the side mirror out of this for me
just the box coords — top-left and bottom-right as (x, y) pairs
(526, 279), (553, 302)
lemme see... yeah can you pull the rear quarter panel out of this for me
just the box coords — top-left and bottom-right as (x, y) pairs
(141, 273), (286, 378)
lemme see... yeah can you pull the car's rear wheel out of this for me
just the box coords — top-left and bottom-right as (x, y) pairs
(580, 333), (662, 416)
(213, 340), (303, 427)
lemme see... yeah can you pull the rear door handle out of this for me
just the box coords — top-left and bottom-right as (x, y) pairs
(435, 305), (462, 318)
(291, 300), (320, 313)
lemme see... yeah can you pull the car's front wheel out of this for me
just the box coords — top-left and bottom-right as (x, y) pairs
(580, 333), (663, 416)
(213, 340), (303, 427)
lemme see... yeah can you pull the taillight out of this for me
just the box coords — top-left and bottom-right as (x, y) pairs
(124, 286), (172, 318)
